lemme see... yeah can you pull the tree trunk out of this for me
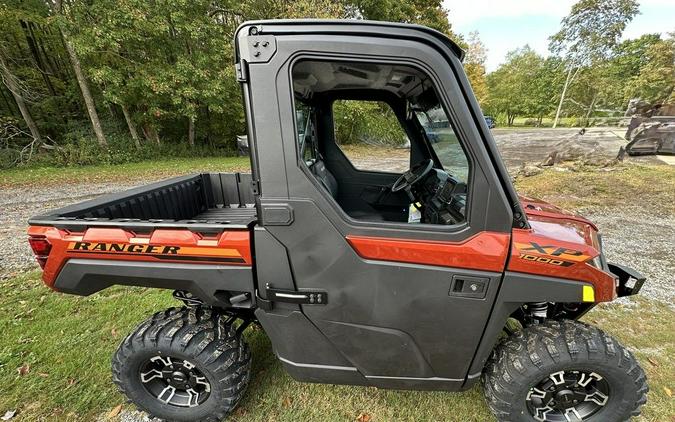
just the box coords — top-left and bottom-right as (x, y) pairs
(121, 104), (141, 149)
(0, 85), (17, 116)
(0, 54), (42, 143)
(142, 123), (160, 145)
(553, 67), (576, 129)
(188, 116), (195, 147)
(20, 20), (56, 96)
(205, 105), (212, 148)
(584, 93), (598, 127)
(61, 34), (108, 148)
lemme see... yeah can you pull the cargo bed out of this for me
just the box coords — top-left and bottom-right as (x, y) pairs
(29, 173), (258, 231)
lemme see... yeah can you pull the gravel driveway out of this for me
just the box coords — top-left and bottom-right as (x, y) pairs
(2, 128), (673, 306)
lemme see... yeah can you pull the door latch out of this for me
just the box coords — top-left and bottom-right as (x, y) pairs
(256, 283), (327, 311)
(449, 275), (489, 299)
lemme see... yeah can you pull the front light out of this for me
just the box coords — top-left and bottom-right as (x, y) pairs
(588, 255), (603, 269)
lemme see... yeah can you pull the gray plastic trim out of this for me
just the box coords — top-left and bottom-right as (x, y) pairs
(365, 375), (464, 382)
(278, 356), (357, 372)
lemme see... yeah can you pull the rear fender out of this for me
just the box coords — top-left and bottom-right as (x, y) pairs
(54, 258), (255, 308)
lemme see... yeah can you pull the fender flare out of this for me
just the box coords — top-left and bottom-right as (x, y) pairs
(463, 271), (595, 388)
(53, 259), (255, 308)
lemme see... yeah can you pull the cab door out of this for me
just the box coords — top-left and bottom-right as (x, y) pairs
(238, 22), (515, 390)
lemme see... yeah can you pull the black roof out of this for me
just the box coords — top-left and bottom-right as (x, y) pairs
(235, 19), (465, 62)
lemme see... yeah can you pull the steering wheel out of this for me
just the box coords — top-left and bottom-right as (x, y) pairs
(391, 159), (434, 193)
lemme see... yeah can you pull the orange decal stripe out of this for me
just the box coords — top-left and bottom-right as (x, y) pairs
(346, 232), (510, 273)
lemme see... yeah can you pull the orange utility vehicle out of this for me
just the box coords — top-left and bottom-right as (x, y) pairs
(29, 20), (647, 422)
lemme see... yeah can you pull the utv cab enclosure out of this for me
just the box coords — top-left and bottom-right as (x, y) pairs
(28, 20), (647, 422)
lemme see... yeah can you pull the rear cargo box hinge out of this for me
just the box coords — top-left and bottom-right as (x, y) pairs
(250, 180), (260, 195)
(235, 61), (248, 82)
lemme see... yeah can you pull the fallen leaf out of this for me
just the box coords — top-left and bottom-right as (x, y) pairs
(38, 373), (49, 378)
(356, 413), (372, 422)
(281, 397), (292, 408)
(665, 387), (672, 397)
(111, 328), (118, 338)
(647, 357), (659, 367)
(107, 404), (122, 419)
(17, 364), (30, 376)
(66, 379), (77, 388)
(1, 410), (16, 421)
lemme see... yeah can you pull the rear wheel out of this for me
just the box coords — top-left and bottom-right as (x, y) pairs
(112, 307), (251, 422)
(482, 320), (647, 422)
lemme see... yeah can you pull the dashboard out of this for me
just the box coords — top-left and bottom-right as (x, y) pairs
(412, 169), (467, 225)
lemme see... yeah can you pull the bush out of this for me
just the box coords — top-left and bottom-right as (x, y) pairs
(4, 119), (237, 169)
(333, 100), (406, 146)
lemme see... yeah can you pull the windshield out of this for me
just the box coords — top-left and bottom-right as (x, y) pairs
(415, 104), (469, 182)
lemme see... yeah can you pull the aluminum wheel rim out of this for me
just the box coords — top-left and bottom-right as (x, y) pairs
(139, 355), (211, 408)
(525, 369), (610, 421)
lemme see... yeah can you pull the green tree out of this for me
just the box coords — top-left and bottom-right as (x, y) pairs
(464, 31), (489, 107)
(486, 46), (546, 126)
(51, 0), (109, 147)
(624, 33), (675, 104)
(549, 0), (639, 127)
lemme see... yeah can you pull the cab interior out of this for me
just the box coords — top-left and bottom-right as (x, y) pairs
(292, 59), (468, 226)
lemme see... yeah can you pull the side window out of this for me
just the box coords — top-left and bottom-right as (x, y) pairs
(295, 103), (316, 164)
(333, 100), (410, 173)
(292, 59), (471, 226)
(415, 105), (470, 182)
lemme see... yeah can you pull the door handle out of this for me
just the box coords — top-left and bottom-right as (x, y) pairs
(449, 275), (489, 299)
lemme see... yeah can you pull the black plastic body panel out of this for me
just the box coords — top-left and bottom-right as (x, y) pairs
(54, 259), (255, 307)
(463, 271), (594, 387)
(254, 308), (369, 386)
(234, 19), (521, 391)
(29, 173), (257, 232)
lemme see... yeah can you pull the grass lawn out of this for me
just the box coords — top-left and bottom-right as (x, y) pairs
(515, 163), (675, 214)
(0, 156), (250, 187)
(1, 160), (673, 420)
(1, 272), (673, 421)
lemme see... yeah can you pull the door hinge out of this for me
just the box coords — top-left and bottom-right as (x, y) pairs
(250, 179), (260, 195)
(235, 61), (248, 82)
(256, 283), (327, 311)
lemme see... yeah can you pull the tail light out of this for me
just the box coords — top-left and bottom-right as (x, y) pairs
(28, 235), (52, 269)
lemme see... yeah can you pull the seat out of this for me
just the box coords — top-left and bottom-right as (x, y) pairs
(311, 160), (338, 198)
(311, 160), (387, 222)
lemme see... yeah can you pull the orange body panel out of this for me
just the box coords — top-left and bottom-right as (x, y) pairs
(28, 226), (252, 289)
(508, 228), (616, 302)
(346, 231), (511, 273)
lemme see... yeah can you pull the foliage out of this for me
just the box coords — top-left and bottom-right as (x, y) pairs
(547, 0), (640, 125)
(0, 0), (672, 170)
(549, 0), (640, 67)
(486, 47), (564, 126)
(333, 100), (406, 146)
(623, 33), (675, 104)
(0, 0), (456, 168)
(464, 31), (489, 107)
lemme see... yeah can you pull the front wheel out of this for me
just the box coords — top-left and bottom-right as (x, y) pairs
(112, 307), (251, 422)
(482, 320), (647, 422)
